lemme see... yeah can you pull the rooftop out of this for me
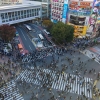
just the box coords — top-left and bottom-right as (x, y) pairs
(0, 3), (40, 11)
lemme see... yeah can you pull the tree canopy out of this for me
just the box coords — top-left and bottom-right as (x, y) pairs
(50, 22), (74, 44)
(0, 24), (16, 42)
(42, 19), (53, 32)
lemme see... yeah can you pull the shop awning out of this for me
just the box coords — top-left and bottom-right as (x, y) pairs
(18, 44), (23, 49)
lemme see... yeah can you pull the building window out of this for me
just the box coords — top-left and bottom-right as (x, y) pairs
(32, 9), (34, 13)
(15, 11), (17, 16)
(2, 20), (5, 23)
(1, 13), (5, 19)
(27, 10), (29, 14)
(24, 10), (26, 15)
(32, 13), (34, 16)
(18, 11), (20, 15)
(21, 11), (23, 15)
(24, 15), (26, 18)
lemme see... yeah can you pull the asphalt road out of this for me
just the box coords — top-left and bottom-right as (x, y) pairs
(27, 23), (43, 38)
(15, 25), (36, 52)
(16, 45), (100, 100)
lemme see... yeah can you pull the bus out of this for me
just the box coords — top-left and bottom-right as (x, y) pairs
(24, 24), (32, 32)
(38, 34), (44, 40)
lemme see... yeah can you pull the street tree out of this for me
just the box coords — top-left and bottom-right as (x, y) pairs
(0, 24), (16, 42)
(42, 19), (53, 32)
(50, 22), (74, 44)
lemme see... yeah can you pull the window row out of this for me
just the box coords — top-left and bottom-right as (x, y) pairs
(1, 8), (40, 20)
(1, 13), (39, 23)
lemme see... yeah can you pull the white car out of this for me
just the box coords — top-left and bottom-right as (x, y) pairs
(43, 29), (50, 35)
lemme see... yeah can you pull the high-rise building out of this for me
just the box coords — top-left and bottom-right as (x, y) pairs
(28, 0), (51, 19)
(50, 0), (100, 37)
(51, 0), (69, 23)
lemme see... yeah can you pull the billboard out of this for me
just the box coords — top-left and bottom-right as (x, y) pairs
(87, 0), (100, 33)
(62, 4), (68, 18)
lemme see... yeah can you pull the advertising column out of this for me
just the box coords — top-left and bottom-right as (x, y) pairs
(62, 0), (69, 23)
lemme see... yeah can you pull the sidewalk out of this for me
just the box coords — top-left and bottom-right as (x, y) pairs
(93, 80), (100, 100)
(0, 55), (8, 64)
(0, 55), (21, 83)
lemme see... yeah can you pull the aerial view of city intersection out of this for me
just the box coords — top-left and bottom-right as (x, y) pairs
(0, 0), (100, 100)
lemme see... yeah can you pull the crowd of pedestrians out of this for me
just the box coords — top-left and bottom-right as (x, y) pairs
(14, 37), (99, 100)
(0, 35), (100, 100)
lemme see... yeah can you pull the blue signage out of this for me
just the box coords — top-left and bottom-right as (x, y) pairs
(62, 4), (68, 19)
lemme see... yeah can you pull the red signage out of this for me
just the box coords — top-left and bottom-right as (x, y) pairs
(80, 2), (90, 6)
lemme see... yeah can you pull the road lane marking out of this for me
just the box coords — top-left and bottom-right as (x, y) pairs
(29, 45), (32, 50)
(20, 29), (27, 40)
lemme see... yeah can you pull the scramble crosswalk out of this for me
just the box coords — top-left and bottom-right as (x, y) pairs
(0, 80), (24, 100)
(81, 50), (100, 64)
(21, 47), (65, 63)
(16, 67), (93, 98)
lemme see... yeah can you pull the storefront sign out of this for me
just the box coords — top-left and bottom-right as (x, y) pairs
(80, 2), (90, 6)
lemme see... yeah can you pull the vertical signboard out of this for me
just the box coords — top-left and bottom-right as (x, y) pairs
(87, 0), (100, 34)
(62, 0), (69, 23)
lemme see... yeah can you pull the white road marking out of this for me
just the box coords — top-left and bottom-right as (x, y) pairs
(16, 68), (93, 98)
(29, 45), (32, 50)
(81, 50), (100, 64)
(20, 29), (27, 40)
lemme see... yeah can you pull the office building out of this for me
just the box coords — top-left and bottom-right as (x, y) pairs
(28, 0), (51, 18)
(51, 0), (69, 23)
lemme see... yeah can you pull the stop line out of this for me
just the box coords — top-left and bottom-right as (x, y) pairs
(16, 67), (93, 98)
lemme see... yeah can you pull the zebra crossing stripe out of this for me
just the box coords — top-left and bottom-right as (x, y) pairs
(62, 74), (66, 91)
(77, 77), (80, 95)
(54, 73), (58, 90)
(64, 73), (67, 91)
(51, 71), (56, 89)
(61, 74), (64, 90)
(62, 73), (66, 91)
(82, 50), (100, 64)
(72, 75), (75, 92)
(0, 81), (24, 100)
(16, 68), (93, 98)
(57, 74), (61, 90)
